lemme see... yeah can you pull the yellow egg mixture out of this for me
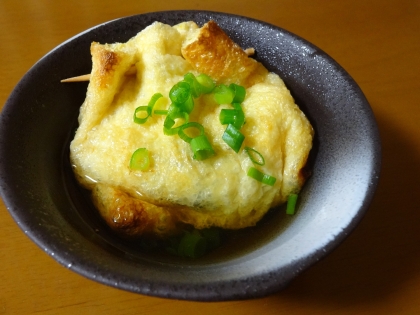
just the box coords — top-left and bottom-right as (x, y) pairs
(70, 21), (313, 238)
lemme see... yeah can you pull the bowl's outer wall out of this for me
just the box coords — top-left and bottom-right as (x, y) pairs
(0, 11), (381, 301)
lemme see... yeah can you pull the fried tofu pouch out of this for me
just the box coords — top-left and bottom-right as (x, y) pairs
(70, 21), (314, 238)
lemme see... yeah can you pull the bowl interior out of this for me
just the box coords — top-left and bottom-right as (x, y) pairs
(0, 11), (381, 301)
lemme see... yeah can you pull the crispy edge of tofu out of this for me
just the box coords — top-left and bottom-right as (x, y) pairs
(92, 184), (184, 238)
(181, 20), (268, 87)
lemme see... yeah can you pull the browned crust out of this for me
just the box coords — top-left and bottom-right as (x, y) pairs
(181, 21), (268, 87)
(90, 43), (121, 89)
(91, 184), (268, 238)
(92, 184), (184, 238)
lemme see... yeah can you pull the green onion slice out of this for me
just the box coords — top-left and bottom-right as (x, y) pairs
(163, 111), (189, 135)
(178, 122), (205, 143)
(179, 95), (195, 114)
(129, 148), (150, 171)
(147, 92), (163, 112)
(183, 73), (202, 98)
(247, 167), (276, 186)
(244, 147), (265, 166)
(153, 109), (168, 115)
(286, 193), (298, 215)
(190, 135), (215, 160)
(133, 93), (163, 124)
(166, 228), (221, 258)
(196, 73), (215, 94)
(167, 103), (181, 117)
(231, 102), (243, 111)
(169, 81), (191, 104)
(133, 106), (150, 124)
(222, 124), (245, 153)
(229, 83), (246, 103)
(219, 108), (245, 129)
(214, 84), (234, 104)
(219, 109), (237, 125)
(177, 231), (207, 258)
(178, 123), (215, 160)
(231, 103), (245, 129)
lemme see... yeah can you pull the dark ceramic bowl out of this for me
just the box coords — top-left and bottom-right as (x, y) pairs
(0, 11), (381, 301)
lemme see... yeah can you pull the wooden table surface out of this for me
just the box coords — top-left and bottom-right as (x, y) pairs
(1, 0), (419, 314)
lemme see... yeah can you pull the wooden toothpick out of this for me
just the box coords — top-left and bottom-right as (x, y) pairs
(60, 74), (91, 82)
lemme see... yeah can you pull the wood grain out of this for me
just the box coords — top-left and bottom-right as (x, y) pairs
(1, 0), (419, 314)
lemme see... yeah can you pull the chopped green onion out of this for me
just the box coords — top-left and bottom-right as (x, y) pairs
(247, 167), (276, 186)
(219, 109), (237, 125)
(167, 103), (181, 117)
(190, 135), (215, 160)
(169, 81), (191, 104)
(229, 83), (246, 103)
(222, 124), (245, 153)
(214, 84), (234, 104)
(163, 111), (189, 135)
(177, 231), (207, 258)
(244, 147), (265, 166)
(133, 93), (163, 124)
(179, 95), (195, 114)
(169, 91), (194, 114)
(286, 193), (298, 215)
(178, 122), (205, 143)
(148, 92), (163, 111)
(166, 228), (221, 258)
(133, 106), (150, 124)
(178, 123), (215, 160)
(129, 148), (150, 171)
(231, 102), (243, 111)
(196, 74), (215, 94)
(231, 103), (245, 129)
(219, 108), (245, 129)
(183, 73), (202, 98)
(154, 109), (168, 115)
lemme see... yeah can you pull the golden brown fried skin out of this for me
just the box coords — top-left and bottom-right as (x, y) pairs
(92, 184), (183, 238)
(181, 20), (268, 87)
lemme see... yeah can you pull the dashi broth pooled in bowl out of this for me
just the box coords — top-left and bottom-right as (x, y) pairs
(69, 20), (314, 243)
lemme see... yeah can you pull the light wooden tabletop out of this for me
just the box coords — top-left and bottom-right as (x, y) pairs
(1, 0), (419, 314)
